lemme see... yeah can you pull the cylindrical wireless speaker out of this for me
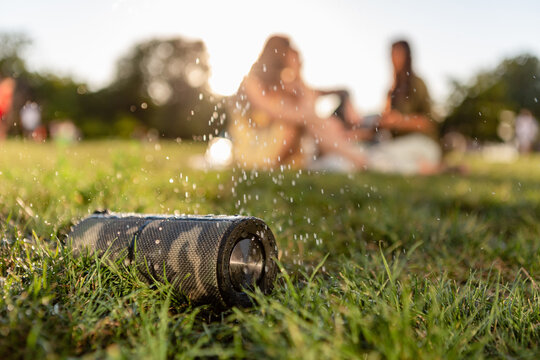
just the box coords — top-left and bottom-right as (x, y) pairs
(68, 212), (278, 308)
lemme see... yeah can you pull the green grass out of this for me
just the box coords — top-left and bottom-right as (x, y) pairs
(1, 139), (540, 359)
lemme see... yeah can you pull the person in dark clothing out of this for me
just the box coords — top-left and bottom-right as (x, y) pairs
(379, 40), (437, 138)
(359, 40), (442, 174)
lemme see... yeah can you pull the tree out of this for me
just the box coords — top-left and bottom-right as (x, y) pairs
(0, 33), (227, 139)
(442, 54), (540, 141)
(104, 37), (226, 139)
(0, 32), (30, 78)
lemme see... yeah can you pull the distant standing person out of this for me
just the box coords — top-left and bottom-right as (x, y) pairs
(0, 77), (15, 140)
(515, 109), (538, 153)
(20, 102), (42, 137)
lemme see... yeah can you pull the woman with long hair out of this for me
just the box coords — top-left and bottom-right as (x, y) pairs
(366, 40), (442, 174)
(380, 40), (436, 135)
(228, 35), (368, 170)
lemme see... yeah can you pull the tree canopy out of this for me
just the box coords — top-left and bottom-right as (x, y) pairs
(0, 33), (226, 139)
(443, 54), (540, 140)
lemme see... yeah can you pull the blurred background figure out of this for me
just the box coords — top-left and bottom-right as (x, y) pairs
(381, 40), (435, 135)
(20, 101), (45, 141)
(228, 35), (368, 171)
(49, 120), (81, 144)
(0, 77), (15, 140)
(515, 108), (538, 153)
(366, 40), (442, 174)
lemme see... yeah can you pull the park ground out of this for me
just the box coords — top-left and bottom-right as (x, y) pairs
(1, 140), (540, 359)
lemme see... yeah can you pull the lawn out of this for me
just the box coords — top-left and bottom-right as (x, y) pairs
(1, 140), (540, 359)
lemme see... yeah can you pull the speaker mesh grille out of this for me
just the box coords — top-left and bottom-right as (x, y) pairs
(134, 218), (234, 305)
(69, 213), (277, 307)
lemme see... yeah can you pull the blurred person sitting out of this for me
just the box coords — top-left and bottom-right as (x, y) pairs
(515, 109), (538, 153)
(381, 40), (436, 136)
(368, 40), (442, 174)
(228, 35), (369, 170)
(0, 77), (16, 140)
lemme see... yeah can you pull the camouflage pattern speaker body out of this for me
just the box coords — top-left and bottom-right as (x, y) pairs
(68, 212), (278, 308)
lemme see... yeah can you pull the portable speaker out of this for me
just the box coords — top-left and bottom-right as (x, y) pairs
(68, 212), (278, 308)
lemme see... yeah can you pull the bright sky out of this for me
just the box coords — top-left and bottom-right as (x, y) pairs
(1, 0), (539, 113)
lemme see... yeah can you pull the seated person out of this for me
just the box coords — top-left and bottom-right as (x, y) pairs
(380, 40), (436, 136)
(228, 35), (368, 170)
(366, 40), (442, 174)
